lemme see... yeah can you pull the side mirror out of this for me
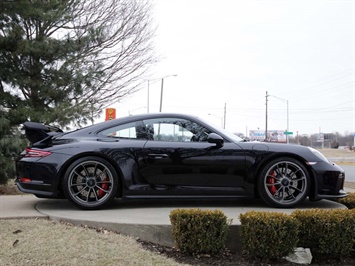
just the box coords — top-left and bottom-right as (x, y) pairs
(207, 133), (224, 148)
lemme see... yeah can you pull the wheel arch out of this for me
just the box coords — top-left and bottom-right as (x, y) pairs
(57, 152), (124, 198)
(253, 152), (316, 198)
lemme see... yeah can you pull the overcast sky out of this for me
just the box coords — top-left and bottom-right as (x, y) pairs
(107, 0), (354, 136)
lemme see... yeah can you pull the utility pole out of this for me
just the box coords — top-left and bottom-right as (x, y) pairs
(265, 91), (269, 141)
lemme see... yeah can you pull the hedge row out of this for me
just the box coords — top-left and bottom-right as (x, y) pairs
(337, 192), (355, 209)
(292, 209), (355, 257)
(240, 209), (355, 259)
(239, 211), (299, 259)
(170, 209), (231, 255)
(170, 204), (355, 260)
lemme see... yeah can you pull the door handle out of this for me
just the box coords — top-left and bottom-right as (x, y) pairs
(148, 154), (169, 159)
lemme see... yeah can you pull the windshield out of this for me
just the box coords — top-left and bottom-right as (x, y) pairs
(197, 117), (244, 142)
(219, 128), (244, 142)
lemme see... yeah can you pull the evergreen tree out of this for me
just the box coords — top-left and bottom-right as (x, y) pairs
(0, 0), (155, 184)
(0, 109), (27, 184)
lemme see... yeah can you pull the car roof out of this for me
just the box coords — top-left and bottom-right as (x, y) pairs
(66, 113), (203, 136)
(97, 112), (199, 127)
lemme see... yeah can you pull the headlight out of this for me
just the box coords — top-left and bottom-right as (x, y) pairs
(307, 147), (330, 163)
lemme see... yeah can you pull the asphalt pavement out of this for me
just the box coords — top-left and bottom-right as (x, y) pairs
(339, 164), (355, 182)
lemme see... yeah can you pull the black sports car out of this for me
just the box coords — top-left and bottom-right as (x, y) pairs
(16, 113), (347, 209)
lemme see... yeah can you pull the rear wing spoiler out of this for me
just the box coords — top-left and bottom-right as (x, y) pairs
(22, 122), (63, 144)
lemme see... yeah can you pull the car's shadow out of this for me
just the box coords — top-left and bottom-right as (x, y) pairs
(111, 197), (267, 209)
(36, 197), (345, 211)
(109, 197), (345, 210)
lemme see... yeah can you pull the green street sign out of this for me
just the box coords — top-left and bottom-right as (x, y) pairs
(284, 131), (293, 135)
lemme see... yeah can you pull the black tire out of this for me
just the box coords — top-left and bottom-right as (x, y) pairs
(63, 156), (119, 210)
(257, 157), (310, 208)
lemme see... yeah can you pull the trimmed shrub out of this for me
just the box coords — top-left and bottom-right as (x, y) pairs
(337, 192), (355, 209)
(292, 209), (355, 258)
(239, 211), (299, 260)
(169, 209), (231, 255)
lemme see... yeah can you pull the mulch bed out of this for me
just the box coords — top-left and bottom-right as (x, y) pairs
(138, 239), (355, 266)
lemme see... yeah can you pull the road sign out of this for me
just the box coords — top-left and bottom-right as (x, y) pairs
(284, 131), (293, 135)
(105, 108), (116, 121)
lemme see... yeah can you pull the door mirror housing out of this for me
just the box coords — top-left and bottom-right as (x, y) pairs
(207, 133), (224, 148)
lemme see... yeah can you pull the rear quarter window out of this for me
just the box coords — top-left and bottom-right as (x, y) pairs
(98, 121), (146, 139)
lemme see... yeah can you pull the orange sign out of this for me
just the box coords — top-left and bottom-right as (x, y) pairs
(105, 108), (116, 121)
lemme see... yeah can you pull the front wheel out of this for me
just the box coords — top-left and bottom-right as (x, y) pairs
(63, 156), (119, 210)
(258, 157), (310, 208)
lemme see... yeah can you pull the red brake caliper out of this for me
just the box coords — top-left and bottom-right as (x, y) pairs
(98, 177), (109, 198)
(267, 171), (277, 194)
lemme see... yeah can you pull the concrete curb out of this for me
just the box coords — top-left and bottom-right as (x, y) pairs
(1, 195), (348, 252)
(1, 183), (354, 252)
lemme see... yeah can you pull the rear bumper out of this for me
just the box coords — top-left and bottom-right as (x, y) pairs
(16, 180), (59, 198)
(15, 159), (62, 198)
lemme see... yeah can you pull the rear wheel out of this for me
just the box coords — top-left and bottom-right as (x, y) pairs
(258, 157), (310, 208)
(63, 156), (119, 210)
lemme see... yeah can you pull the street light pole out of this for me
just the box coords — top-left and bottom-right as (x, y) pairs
(146, 75), (177, 113)
(159, 74), (177, 112)
(159, 78), (164, 112)
(268, 93), (289, 143)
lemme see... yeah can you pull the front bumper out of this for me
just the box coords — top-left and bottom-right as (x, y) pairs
(310, 161), (348, 200)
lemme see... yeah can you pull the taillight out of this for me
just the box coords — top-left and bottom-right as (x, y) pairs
(24, 148), (52, 158)
(20, 177), (32, 183)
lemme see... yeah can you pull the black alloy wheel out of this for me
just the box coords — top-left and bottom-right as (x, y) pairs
(63, 156), (119, 210)
(258, 157), (310, 208)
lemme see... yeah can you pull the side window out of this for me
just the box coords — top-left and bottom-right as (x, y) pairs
(99, 121), (146, 139)
(143, 118), (211, 142)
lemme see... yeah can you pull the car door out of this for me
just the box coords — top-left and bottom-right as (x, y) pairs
(139, 117), (249, 196)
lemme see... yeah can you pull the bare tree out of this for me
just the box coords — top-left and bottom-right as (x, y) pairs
(64, 0), (156, 108)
